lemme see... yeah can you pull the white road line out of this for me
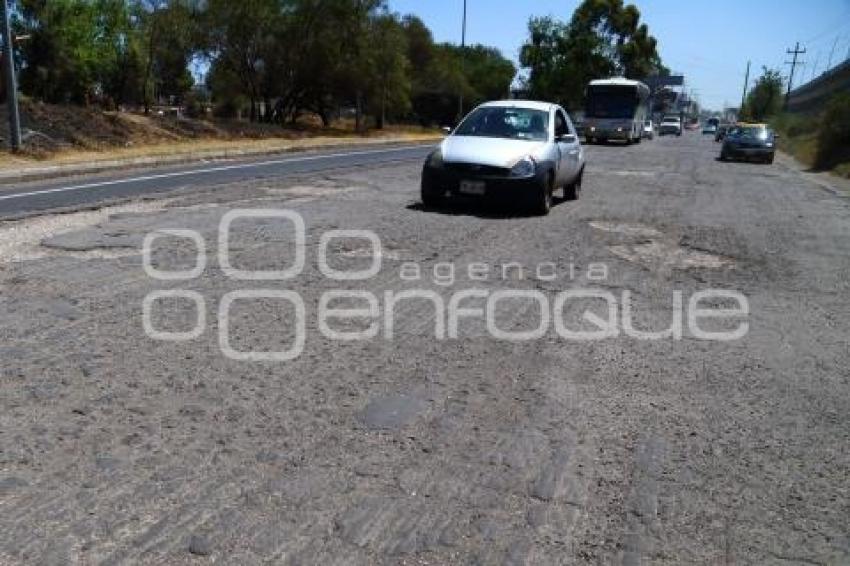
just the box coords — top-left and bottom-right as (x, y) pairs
(0, 144), (431, 202)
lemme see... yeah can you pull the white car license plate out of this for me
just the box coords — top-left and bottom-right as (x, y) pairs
(459, 180), (486, 195)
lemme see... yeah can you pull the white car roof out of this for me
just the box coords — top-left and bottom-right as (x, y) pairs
(478, 100), (556, 112)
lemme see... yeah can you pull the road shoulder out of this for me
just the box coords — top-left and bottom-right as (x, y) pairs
(778, 150), (850, 197)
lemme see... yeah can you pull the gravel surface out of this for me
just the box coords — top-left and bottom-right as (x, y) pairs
(1, 132), (849, 564)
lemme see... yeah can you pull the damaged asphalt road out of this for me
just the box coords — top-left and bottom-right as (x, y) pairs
(0, 144), (433, 219)
(1, 133), (849, 564)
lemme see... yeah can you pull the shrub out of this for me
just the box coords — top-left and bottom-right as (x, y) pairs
(815, 93), (850, 170)
(772, 112), (809, 138)
(183, 91), (207, 119)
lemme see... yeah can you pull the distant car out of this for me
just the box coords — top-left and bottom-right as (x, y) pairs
(421, 100), (586, 215)
(658, 116), (682, 136)
(642, 120), (654, 140)
(702, 123), (718, 135)
(720, 123), (777, 164)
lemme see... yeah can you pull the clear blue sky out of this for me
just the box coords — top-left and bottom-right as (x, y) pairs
(388, 0), (850, 110)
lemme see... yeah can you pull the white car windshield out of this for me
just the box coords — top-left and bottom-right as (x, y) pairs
(455, 107), (550, 141)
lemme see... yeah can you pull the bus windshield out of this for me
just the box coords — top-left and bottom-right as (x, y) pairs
(585, 88), (638, 119)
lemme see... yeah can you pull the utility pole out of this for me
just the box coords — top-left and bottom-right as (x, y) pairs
(457, 0), (466, 123)
(784, 42), (806, 110)
(740, 60), (750, 116)
(1, 0), (22, 152)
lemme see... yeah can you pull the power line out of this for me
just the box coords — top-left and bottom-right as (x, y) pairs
(809, 52), (820, 81)
(784, 42), (806, 110)
(825, 36), (840, 70)
(803, 14), (850, 44)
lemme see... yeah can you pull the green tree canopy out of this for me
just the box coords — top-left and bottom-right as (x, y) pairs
(741, 67), (783, 122)
(13, 0), (516, 128)
(519, 0), (666, 111)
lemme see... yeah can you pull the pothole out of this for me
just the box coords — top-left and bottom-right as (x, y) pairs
(609, 241), (734, 269)
(589, 221), (664, 238)
(591, 220), (735, 270)
(0, 200), (168, 264)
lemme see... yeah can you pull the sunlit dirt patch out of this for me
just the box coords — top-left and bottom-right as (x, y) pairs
(608, 241), (735, 270)
(589, 221), (663, 238)
(264, 184), (364, 199)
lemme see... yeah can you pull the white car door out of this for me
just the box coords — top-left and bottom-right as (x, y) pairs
(556, 107), (581, 185)
(554, 108), (576, 186)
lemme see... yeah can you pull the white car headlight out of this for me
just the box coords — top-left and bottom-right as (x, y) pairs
(765, 142), (774, 147)
(427, 150), (443, 168)
(510, 156), (536, 178)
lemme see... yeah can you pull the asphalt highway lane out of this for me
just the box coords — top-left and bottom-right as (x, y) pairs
(0, 144), (434, 218)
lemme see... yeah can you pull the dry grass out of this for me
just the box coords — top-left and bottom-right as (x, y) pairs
(0, 131), (440, 170)
(0, 100), (441, 172)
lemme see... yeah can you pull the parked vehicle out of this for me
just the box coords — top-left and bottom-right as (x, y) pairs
(421, 101), (586, 215)
(642, 119), (655, 140)
(583, 78), (650, 144)
(720, 123), (777, 164)
(658, 115), (682, 136)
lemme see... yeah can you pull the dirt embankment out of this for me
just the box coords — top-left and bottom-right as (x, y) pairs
(0, 100), (437, 161)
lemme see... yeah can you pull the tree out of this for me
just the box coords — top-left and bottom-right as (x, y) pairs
(741, 67), (783, 121)
(519, 0), (666, 111)
(12, 0), (514, 132)
(400, 15), (515, 127)
(203, 0), (282, 122)
(134, 0), (197, 113)
(457, 45), (515, 103)
(519, 17), (570, 104)
(368, 11), (410, 129)
(18, 0), (141, 105)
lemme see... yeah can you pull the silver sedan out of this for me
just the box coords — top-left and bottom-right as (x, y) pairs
(421, 101), (586, 215)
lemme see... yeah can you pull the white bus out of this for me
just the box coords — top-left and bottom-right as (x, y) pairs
(583, 78), (650, 144)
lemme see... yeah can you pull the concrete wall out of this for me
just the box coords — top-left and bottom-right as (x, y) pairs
(787, 59), (850, 114)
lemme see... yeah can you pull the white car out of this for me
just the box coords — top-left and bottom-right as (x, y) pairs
(642, 120), (655, 140)
(658, 116), (682, 136)
(421, 101), (586, 215)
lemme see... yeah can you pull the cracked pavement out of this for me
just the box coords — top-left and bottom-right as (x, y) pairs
(1, 133), (849, 564)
